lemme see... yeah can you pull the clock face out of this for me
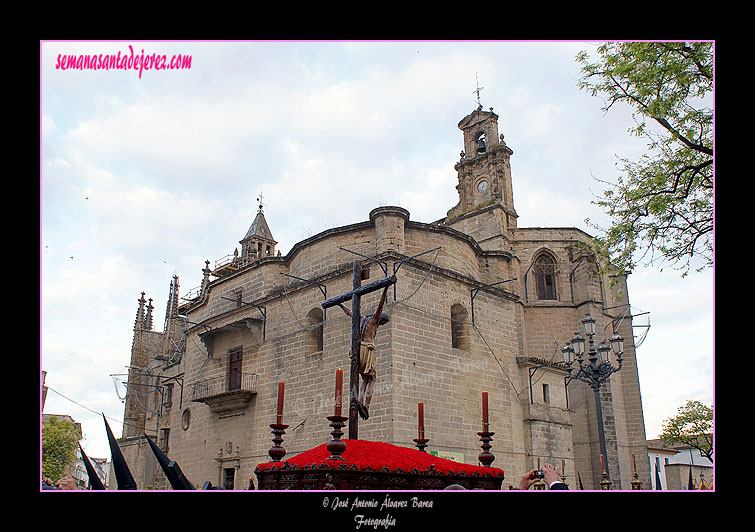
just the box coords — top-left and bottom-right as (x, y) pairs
(477, 180), (489, 193)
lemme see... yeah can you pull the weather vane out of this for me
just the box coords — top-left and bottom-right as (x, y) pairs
(474, 72), (484, 109)
(257, 190), (265, 212)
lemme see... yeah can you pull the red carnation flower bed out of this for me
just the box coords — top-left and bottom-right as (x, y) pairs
(256, 439), (503, 478)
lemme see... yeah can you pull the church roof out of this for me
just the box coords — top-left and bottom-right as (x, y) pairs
(255, 439), (504, 478)
(242, 208), (276, 243)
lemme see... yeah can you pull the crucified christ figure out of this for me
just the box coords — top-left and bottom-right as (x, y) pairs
(337, 285), (390, 420)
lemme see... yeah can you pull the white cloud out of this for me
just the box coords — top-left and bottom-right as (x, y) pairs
(518, 103), (564, 139)
(40, 41), (715, 459)
(42, 114), (57, 134)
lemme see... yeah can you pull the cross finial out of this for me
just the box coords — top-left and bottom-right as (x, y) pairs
(474, 72), (484, 109)
(256, 191), (265, 212)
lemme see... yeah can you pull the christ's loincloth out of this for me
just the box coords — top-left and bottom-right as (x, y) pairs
(359, 341), (376, 378)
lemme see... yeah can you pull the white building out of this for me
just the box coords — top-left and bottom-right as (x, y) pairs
(73, 448), (111, 489)
(646, 438), (713, 490)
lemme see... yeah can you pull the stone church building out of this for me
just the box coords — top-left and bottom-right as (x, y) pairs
(116, 103), (651, 490)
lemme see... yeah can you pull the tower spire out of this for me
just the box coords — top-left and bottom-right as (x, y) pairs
(135, 292), (146, 330)
(133, 292), (147, 348)
(240, 196), (277, 260)
(164, 274), (180, 333)
(145, 298), (154, 331)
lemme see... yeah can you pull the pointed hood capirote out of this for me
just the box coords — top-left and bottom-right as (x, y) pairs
(78, 443), (106, 490)
(103, 413), (137, 490)
(144, 433), (195, 490)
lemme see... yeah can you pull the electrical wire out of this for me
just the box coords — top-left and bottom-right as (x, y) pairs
(44, 385), (157, 437)
(121, 253), (618, 408)
(282, 285), (307, 331)
(394, 248), (441, 304)
(389, 252), (525, 399)
(177, 254), (530, 399)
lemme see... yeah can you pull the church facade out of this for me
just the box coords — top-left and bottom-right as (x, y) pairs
(117, 104), (651, 490)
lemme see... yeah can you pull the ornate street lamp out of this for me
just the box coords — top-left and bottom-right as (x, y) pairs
(562, 314), (624, 484)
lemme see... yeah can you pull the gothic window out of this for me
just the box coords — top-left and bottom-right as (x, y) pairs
(451, 304), (469, 351)
(306, 308), (324, 353)
(533, 253), (557, 300)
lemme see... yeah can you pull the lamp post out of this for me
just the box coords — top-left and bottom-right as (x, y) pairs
(562, 314), (624, 484)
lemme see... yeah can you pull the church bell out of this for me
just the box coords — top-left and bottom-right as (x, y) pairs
(477, 136), (486, 154)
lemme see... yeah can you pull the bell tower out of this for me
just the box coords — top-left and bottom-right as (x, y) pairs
(444, 102), (518, 250)
(240, 197), (277, 261)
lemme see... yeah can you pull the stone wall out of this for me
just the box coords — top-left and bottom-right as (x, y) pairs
(119, 205), (650, 490)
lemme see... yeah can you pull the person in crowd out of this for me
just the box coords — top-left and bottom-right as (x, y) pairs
(517, 464), (568, 490)
(42, 475), (79, 490)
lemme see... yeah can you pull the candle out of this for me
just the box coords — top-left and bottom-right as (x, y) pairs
(561, 459), (565, 475)
(482, 391), (489, 430)
(632, 453), (637, 473)
(418, 402), (425, 439)
(600, 454), (606, 474)
(335, 369), (343, 417)
(276, 381), (285, 424)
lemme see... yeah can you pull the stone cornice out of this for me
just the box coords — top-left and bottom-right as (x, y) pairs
(182, 207), (516, 316)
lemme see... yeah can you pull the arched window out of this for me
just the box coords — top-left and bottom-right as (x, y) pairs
(306, 308), (324, 353)
(451, 304), (469, 351)
(533, 253), (557, 300)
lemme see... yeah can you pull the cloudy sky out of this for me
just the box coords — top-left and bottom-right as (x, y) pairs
(40, 41), (714, 462)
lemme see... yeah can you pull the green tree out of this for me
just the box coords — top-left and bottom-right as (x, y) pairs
(576, 42), (713, 277)
(660, 400), (713, 463)
(42, 416), (82, 482)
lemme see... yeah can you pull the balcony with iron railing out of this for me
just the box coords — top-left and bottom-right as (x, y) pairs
(190, 372), (257, 417)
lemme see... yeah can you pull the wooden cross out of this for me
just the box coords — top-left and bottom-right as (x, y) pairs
(321, 261), (396, 439)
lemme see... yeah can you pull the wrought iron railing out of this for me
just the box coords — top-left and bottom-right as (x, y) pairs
(181, 285), (202, 301)
(189, 372), (257, 401)
(214, 254), (237, 269)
